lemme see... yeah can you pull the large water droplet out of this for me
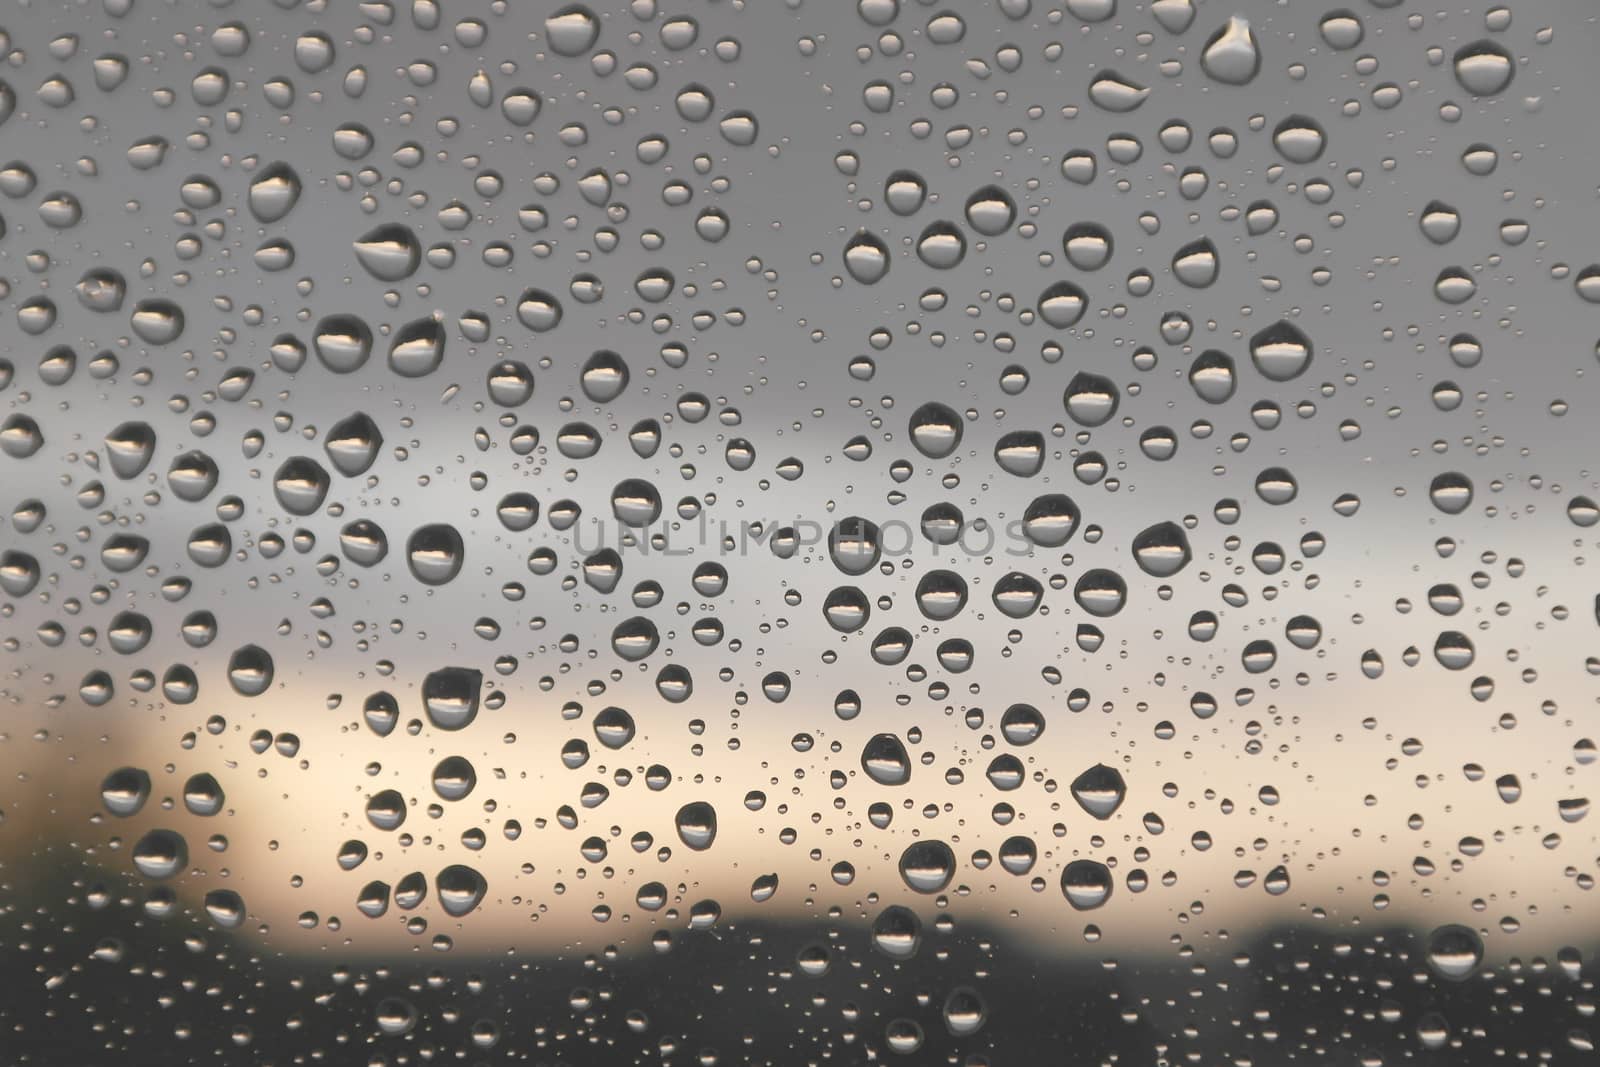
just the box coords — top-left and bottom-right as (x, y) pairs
(898, 840), (956, 893)
(131, 829), (188, 880)
(1272, 115), (1326, 164)
(437, 864), (488, 916)
(407, 523), (465, 584)
(1201, 16), (1261, 85)
(675, 801), (718, 850)
(1426, 924), (1485, 981)
(1060, 859), (1113, 909)
(388, 314), (446, 377)
(1088, 71), (1149, 112)
(844, 230), (891, 284)
(249, 162), (301, 222)
(1249, 321), (1313, 381)
(861, 733), (912, 785)
(908, 402), (964, 458)
(100, 767), (151, 817)
(423, 667), (481, 731)
(871, 905), (923, 959)
(314, 315), (374, 373)
(1038, 281), (1088, 328)
(1070, 764), (1128, 819)
(1453, 40), (1515, 96)
(545, 5), (601, 56)
(353, 223), (421, 281)
(1064, 372), (1120, 427)
(1132, 521), (1192, 577)
(325, 413), (384, 476)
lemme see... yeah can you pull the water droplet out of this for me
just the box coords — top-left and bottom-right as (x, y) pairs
(249, 163), (302, 222)
(407, 523), (464, 584)
(675, 801), (718, 850)
(546, 6), (601, 57)
(1064, 223), (1114, 270)
(1132, 521), (1192, 577)
(1201, 16), (1261, 85)
(1426, 924), (1484, 981)
(1060, 859), (1113, 909)
(1319, 10), (1364, 50)
(1453, 40), (1515, 96)
(844, 230), (891, 284)
(898, 839), (956, 893)
(943, 987), (988, 1036)
(422, 667), (481, 731)
(100, 767), (151, 817)
(353, 223), (422, 281)
(1249, 321), (1313, 381)
(1419, 201), (1461, 244)
(203, 889), (246, 929)
(131, 829), (188, 880)
(1272, 115), (1326, 164)
(130, 299), (185, 344)
(1064, 372), (1120, 426)
(314, 315), (374, 373)
(870, 905), (923, 958)
(1038, 281), (1089, 328)
(431, 756), (477, 801)
(964, 185), (1016, 235)
(1429, 472), (1474, 514)
(861, 733), (912, 785)
(828, 518), (881, 575)
(908, 402), (964, 458)
(436, 864), (488, 916)
(1088, 71), (1149, 112)
(325, 413), (384, 476)
(1070, 764), (1127, 819)
(1172, 237), (1220, 288)
(388, 314), (446, 377)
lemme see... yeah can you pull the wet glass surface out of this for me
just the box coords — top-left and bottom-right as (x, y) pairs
(0, 1), (1597, 1063)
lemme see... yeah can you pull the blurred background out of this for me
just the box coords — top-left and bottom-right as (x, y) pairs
(0, 0), (1596, 1062)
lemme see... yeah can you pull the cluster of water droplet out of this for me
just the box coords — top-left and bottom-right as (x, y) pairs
(0, 0), (1595, 1061)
